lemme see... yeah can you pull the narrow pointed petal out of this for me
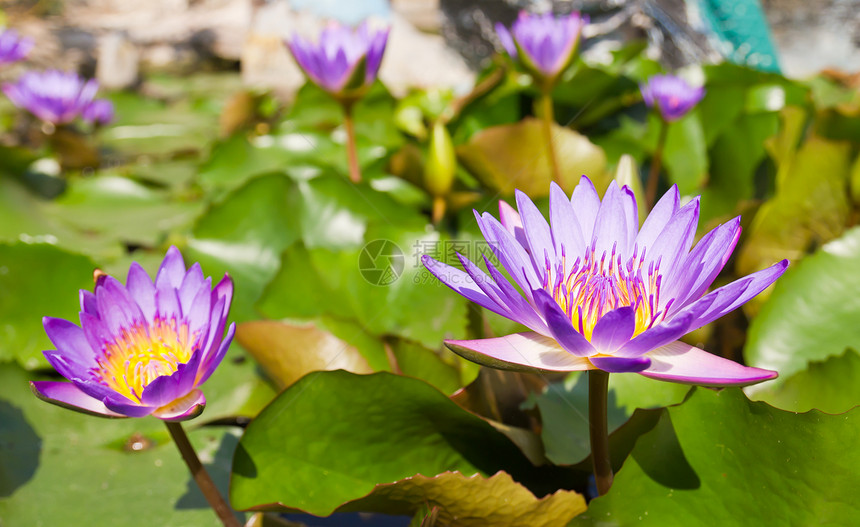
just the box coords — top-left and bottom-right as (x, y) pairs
(645, 197), (700, 281)
(590, 355), (651, 373)
(43, 317), (95, 368)
(534, 289), (596, 356)
(641, 341), (778, 386)
(590, 306), (635, 353)
(515, 189), (556, 273)
(445, 332), (594, 373)
(483, 214), (542, 293)
(636, 184), (680, 249)
(422, 255), (511, 320)
(126, 262), (156, 322)
(616, 294), (716, 357)
(498, 200), (528, 249)
(592, 182), (629, 255)
(151, 389), (206, 421)
(570, 176), (600, 241)
(79, 290), (97, 315)
(683, 260), (789, 332)
(155, 245), (186, 289)
(30, 381), (126, 418)
(102, 399), (155, 418)
(549, 182), (586, 263)
(196, 322), (235, 386)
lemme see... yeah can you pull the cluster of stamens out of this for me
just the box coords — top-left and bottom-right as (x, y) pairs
(543, 242), (671, 341)
(92, 317), (194, 403)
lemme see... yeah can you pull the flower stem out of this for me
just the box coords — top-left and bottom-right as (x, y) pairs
(646, 119), (669, 209)
(538, 88), (562, 187)
(342, 103), (362, 183)
(588, 369), (613, 496)
(165, 421), (241, 527)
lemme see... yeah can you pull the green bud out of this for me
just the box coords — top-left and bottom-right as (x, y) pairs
(425, 121), (456, 197)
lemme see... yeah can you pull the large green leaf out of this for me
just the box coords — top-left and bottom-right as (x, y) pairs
(737, 134), (853, 277)
(46, 175), (204, 248)
(573, 388), (860, 525)
(744, 227), (860, 409)
(456, 118), (608, 196)
(230, 371), (572, 518)
(186, 173), (301, 322)
(0, 362), (244, 526)
(0, 243), (97, 369)
(658, 111), (708, 195)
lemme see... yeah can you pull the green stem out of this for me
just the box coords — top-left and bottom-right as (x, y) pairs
(165, 421), (241, 527)
(538, 89), (562, 187)
(646, 120), (669, 209)
(342, 103), (362, 183)
(588, 369), (613, 496)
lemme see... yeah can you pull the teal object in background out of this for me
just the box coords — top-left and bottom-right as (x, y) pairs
(290, 0), (390, 25)
(697, 0), (781, 73)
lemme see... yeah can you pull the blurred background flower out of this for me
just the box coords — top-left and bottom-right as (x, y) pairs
(0, 27), (32, 65)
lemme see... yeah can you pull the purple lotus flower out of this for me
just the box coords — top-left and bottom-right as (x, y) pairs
(287, 20), (389, 98)
(640, 74), (705, 122)
(0, 27), (33, 65)
(31, 247), (235, 421)
(423, 177), (787, 386)
(83, 98), (115, 125)
(496, 11), (586, 80)
(2, 70), (105, 125)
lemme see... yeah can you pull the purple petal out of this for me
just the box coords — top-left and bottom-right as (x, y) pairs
(636, 185), (680, 249)
(155, 280), (182, 320)
(498, 200), (529, 250)
(481, 212), (542, 295)
(666, 217), (742, 313)
(644, 197), (700, 286)
(446, 332), (594, 373)
(212, 275), (233, 317)
(590, 306), (636, 353)
(570, 176), (600, 241)
(79, 290), (97, 315)
(178, 263), (205, 313)
(151, 388), (206, 421)
(591, 181), (630, 255)
(42, 317), (95, 368)
(590, 355), (651, 373)
(422, 255), (512, 320)
(640, 341), (778, 386)
(126, 262), (156, 323)
(102, 398), (155, 418)
(30, 381), (126, 418)
(495, 23), (517, 58)
(683, 260), (789, 332)
(140, 368), (184, 408)
(533, 289), (596, 357)
(196, 323), (235, 386)
(95, 276), (146, 334)
(155, 246), (186, 289)
(515, 189), (556, 277)
(481, 255), (550, 334)
(549, 182), (586, 268)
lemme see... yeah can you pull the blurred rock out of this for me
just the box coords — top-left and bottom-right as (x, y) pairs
(96, 33), (140, 89)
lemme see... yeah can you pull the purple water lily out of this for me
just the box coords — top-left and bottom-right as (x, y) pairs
(496, 11), (586, 81)
(2, 70), (108, 125)
(0, 27), (33, 65)
(287, 20), (389, 98)
(423, 177), (787, 386)
(31, 247), (235, 421)
(640, 74), (705, 122)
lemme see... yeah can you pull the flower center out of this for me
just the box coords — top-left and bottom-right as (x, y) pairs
(93, 317), (195, 403)
(544, 243), (669, 341)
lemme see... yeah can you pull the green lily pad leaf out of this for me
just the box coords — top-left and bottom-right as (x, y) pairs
(573, 388), (860, 526)
(197, 134), (299, 191)
(745, 227), (860, 404)
(340, 471), (586, 527)
(46, 175), (204, 248)
(390, 339), (464, 396)
(0, 243), (97, 369)
(230, 371), (562, 517)
(737, 134), (853, 278)
(456, 117), (608, 196)
(699, 112), (779, 221)
(186, 173), (300, 322)
(0, 362), (244, 526)
(234, 320), (375, 390)
(746, 348), (860, 414)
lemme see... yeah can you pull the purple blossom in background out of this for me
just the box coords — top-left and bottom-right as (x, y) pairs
(287, 20), (389, 97)
(31, 247), (235, 421)
(3, 70), (101, 125)
(423, 177), (787, 386)
(640, 74), (706, 122)
(83, 98), (115, 125)
(495, 11), (586, 80)
(0, 27), (33, 65)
